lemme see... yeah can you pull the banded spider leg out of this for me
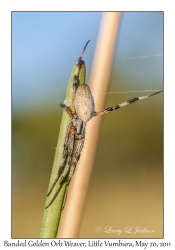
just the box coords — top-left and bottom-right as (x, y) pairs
(92, 89), (163, 117)
(45, 108), (86, 209)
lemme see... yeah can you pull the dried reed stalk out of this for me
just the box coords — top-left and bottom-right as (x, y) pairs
(58, 12), (122, 238)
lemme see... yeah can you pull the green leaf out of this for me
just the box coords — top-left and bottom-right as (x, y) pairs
(39, 60), (86, 238)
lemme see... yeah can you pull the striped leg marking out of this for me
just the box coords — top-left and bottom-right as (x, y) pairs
(93, 90), (163, 117)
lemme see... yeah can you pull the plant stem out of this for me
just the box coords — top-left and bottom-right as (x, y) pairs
(39, 60), (86, 238)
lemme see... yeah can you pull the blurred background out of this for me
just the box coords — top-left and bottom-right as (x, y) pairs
(12, 12), (163, 238)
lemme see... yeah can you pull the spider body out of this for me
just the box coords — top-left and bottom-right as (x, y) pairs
(75, 84), (95, 122)
(45, 41), (163, 209)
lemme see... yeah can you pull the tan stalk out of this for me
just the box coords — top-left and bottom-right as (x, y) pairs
(58, 12), (122, 238)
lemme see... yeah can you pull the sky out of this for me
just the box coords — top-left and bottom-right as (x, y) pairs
(12, 12), (163, 114)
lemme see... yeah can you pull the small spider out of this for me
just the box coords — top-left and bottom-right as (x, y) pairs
(45, 41), (163, 209)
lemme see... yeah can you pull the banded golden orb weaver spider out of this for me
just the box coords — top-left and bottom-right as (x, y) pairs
(45, 41), (163, 209)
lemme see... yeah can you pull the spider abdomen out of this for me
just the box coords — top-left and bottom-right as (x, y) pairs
(74, 84), (95, 122)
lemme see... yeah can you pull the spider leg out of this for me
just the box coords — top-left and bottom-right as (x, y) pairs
(62, 186), (68, 210)
(78, 39), (90, 64)
(62, 136), (85, 210)
(60, 103), (74, 119)
(46, 123), (73, 197)
(67, 137), (85, 186)
(74, 40), (90, 88)
(72, 40), (90, 114)
(45, 127), (75, 209)
(93, 90), (163, 117)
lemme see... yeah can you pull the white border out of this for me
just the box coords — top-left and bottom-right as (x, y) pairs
(0, 1), (175, 248)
